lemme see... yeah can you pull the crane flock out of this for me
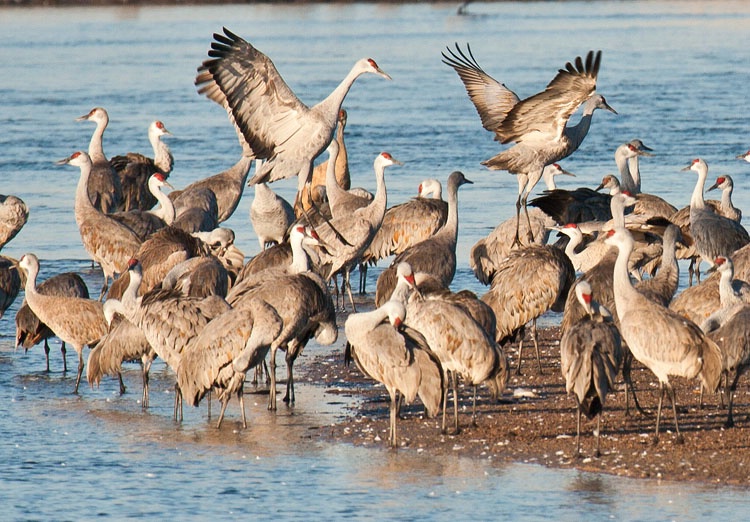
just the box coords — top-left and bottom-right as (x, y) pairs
(2, 27), (750, 456)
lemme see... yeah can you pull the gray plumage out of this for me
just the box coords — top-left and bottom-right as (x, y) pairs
(684, 158), (749, 270)
(60, 151), (142, 300)
(344, 299), (444, 447)
(108, 173), (175, 241)
(110, 120), (174, 212)
(195, 27), (391, 196)
(250, 182), (295, 250)
(707, 174), (742, 222)
(560, 280), (622, 456)
(0, 194), (28, 250)
(0, 256), (21, 320)
(177, 298), (283, 428)
(171, 187), (220, 233)
(76, 107), (122, 213)
(375, 171), (471, 306)
(606, 228), (723, 444)
(15, 271), (89, 372)
(443, 45), (615, 244)
(18, 254), (108, 394)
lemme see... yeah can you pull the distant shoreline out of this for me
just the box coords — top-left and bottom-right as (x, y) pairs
(3, 0), (465, 6)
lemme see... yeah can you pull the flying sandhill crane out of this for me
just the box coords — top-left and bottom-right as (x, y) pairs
(195, 27), (391, 202)
(177, 298), (283, 428)
(683, 158), (749, 274)
(17, 254), (108, 394)
(250, 181), (295, 250)
(168, 156), (253, 225)
(471, 164), (573, 285)
(344, 299), (444, 447)
(109, 172), (175, 241)
(375, 171), (472, 306)
(15, 271), (89, 373)
(442, 45), (616, 245)
(701, 304), (750, 428)
(110, 120), (174, 212)
(297, 108), (350, 215)
(59, 151), (142, 300)
(361, 177), (448, 292)
(0, 194), (28, 250)
(481, 243), (574, 374)
(314, 152), (402, 311)
(76, 107), (122, 213)
(560, 280), (622, 457)
(402, 292), (503, 434)
(605, 228), (723, 444)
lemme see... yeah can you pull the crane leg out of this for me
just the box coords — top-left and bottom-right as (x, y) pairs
(118, 372), (126, 395)
(725, 369), (742, 428)
(574, 397), (582, 457)
(451, 371), (460, 435)
(667, 384), (684, 444)
(389, 389), (398, 448)
(283, 353), (296, 406)
(622, 350), (649, 416)
(73, 350), (84, 394)
(515, 337), (525, 376)
(653, 383), (665, 445)
(344, 268), (357, 313)
(61, 343), (68, 373)
(141, 358), (150, 409)
(358, 263), (368, 295)
(512, 195), (523, 248)
(471, 385), (478, 427)
(268, 347), (278, 411)
(532, 319), (542, 374)
(173, 384), (183, 423)
(522, 194), (534, 243)
(594, 415), (602, 458)
(216, 397), (229, 429)
(440, 370), (450, 434)
(43, 340), (51, 372)
(239, 386), (247, 430)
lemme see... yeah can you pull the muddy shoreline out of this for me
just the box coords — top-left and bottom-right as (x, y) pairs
(299, 304), (750, 487)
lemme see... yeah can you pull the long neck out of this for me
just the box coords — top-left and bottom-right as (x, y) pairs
(389, 277), (412, 304)
(314, 66), (363, 126)
(542, 169), (557, 190)
(325, 142), (349, 216)
(721, 185), (735, 211)
(149, 180), (175, 224)
(366, 159), (388, 227)
(346, 304), (389, 340)
(151, 133), (173, 174)
(74, 159), (97, 225)
(88, 120), (107, 163)
(610, 195), (627, 229)
(690, 165), (708, 211)
(563, 232), (583, 268)
(611, 235), (641, 323)
(440, 179), (460, 243)
(289, 234), (311, 274)
(564, 100), (595, 153)
(719, 266), (740, 306)
(627, 155), (642, 193)
(615, 148), (638, 194)
(335, 123), (350, 190)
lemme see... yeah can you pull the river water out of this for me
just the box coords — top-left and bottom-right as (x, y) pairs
(2, 1), (750, 519)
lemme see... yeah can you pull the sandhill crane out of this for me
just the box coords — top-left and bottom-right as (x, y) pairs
(15, 271), (89, 373)
(250, 181), (295, 250)
(707, 174), (741, 222)
(619, 139), (652, 194)
(560, 280), (622, 457)
(58, 151), (142, 299)
(314, 152), (402, 311)
(195, 27), (391, 201)
(110, 120), (174, 212)
(481, 243), (574, 374)
(177, 298), (283, 428)
(605, 228), (723, 444)
(702, 304), (750, 428)
(17, 254), (108, 393)
(228, 269), (337, 410)
(87, 300), (155, 404)
(106, 226), (210, 301)
(110, 258), (231, 420)
(633, 224), (682, 308)
(737, 150), (750, 163)
(76, 107), (122, 213)
(0, 256), (21, 320)
(361, 177), (448, 292)
(297, 109), (350, 215)
(168, 156), (253, 225)
(402, 292), (502, 434)
(161, 255), (232, 298)
(683, 158), (749, 274)
(344, 299), (444, 447)
(109, 172), (175, 240)
(442, 45), (615, 245)
(374, 171), (472, 306)
(0, 194), (28, 250)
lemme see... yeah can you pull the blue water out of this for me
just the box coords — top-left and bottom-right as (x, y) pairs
(2, 1), (750, 519)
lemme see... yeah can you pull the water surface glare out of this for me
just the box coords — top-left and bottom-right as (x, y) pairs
(2, 1), (750, 519)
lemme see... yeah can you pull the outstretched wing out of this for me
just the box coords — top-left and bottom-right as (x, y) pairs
(442, 43), (520, 136)
(499, 51), (601, 144)
(195, 27), (310, 159)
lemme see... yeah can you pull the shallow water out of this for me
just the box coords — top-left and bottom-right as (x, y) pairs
(2, 1), (750, 519)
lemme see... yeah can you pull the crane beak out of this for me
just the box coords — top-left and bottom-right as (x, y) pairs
(680, 164), (693, 171)
(559, 168), (576, 177)
(634, 148), (654, 158)
(603, 101), (617, 115)
(707, 181), (719, 192)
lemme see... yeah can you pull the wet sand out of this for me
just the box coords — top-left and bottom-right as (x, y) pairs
(299, 298), (750, 487)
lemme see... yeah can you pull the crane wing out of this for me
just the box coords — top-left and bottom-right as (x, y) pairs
(442, 43), (520, 135)
(195, 27), (310, 159)
(499, 51), (601, 144)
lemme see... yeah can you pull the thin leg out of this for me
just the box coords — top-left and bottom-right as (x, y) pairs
(653, 382), (665, 445)
(594, 415), (602, 458)
(358, 263), (368, 295)
(515, 338), (525, 376)
(239, 386), (247, 429)
(532, 319), (542, 374)
(725, 370), (741, 428)
(471, 385), (478, 427)
(522, 195), (534, 243)
(216, 397), (229, 429)
(574, 397), (582, 456)
(344, 268), (357, 313)
(512, 195), (523, 248)
(451, 371), (460, 435)
(268, 347), (278, 411)
(441, 370), (450, 434)
(118, 372), (126, 395)
(74, 350), (84, 394)
(622, 350), (648, 416)
(667, 384), (684, 444)
(141, 358), (151, 409)
(283, 354), (296, 405)
(61, 344), (68, 373)
(43, 340), (51, 372)
(389, 390), (398, 448)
